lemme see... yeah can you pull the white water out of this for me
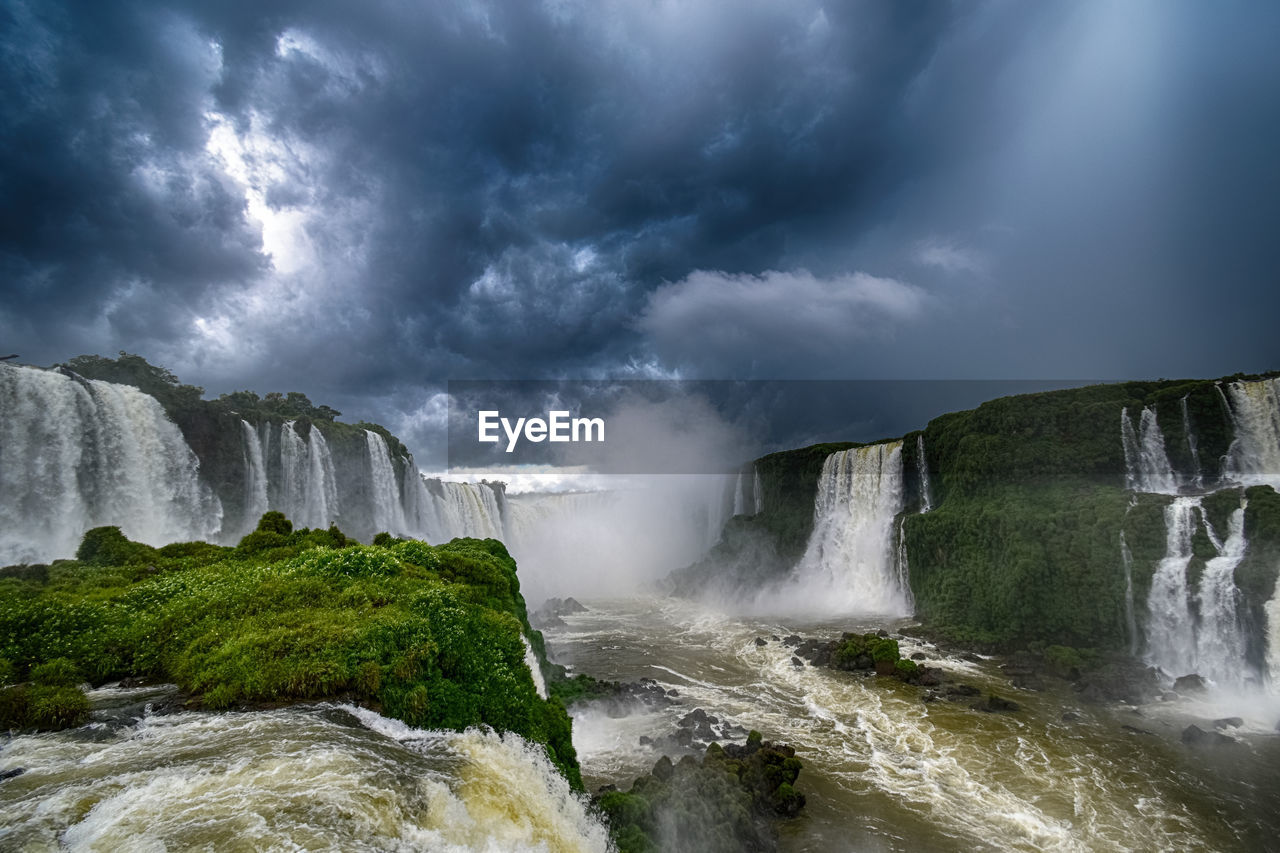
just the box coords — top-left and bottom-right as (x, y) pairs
(1195, 501), (1249, 688)
(553, 597), (1249, 853)
(416, 478), (507, 542)
(915, 434), (934, 512)
(0, 700), (608, 852)
(1144, 497), (1201, 678)
(240, 419), (269, 534)
(732, 470), (747, 516)
(365, 430), (409, 536)
(1223, 377), (1280, 488)
(1267, 578), (1280, 687)
(753, 467), (764, 515)
(1120, 527), (1139, 657)
(763, 442), (909, 617)
(522, 635), (548, 700)
(1180, 396), (1203, 489)
(279, 421), (340, 530)
(0, 365), (222, 564)
(1121, 406), (1178, 494)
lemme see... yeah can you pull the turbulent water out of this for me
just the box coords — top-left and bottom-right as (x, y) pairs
(0, 364), (222, 565)
(0, 690), (608, 852)
(915, 435), (934, 513)
(551, 597), (1280, 853)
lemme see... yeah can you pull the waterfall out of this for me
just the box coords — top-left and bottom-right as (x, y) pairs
(732, 470), (748, 516)
(1180, 396), (1203, 490)
(1121, 407), (1178, 494)
(419, 478), (507, 542)
(0, 364), (222, 565)
(365, 430), (408, 536)
(753, 467), (764, 515)
(521, 634), (548, 699)
(1144, 497), (1200, 677)
(240, 419), (269, 534)
(785, 441), (909, 616)
(1267, 579), (1280, 689)
(1223, 377), (1280, 488)
(1144, 495), (1254, 687)
(1120, 528), (1139, 657)
(1194, 500), (1249, 688)
(916, 435), (934, 512)
(279, 421), (339, 529)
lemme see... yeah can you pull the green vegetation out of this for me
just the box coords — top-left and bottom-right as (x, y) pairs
(597, 735), (805, 853)
(0, 517), (580, 787)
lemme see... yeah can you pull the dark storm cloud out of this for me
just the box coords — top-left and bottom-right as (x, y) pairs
(2, 0), (1278, 458)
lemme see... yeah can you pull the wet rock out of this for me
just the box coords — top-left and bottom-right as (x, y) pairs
(782, 635), (802, 647)
(755, 637), (768, 647)
(1074, 662), (1162, 705)
(1181, 724), (1239, 747)
(1121, 725), (1155, 736)
(770, 635), (780, 641)
(666, 689), (679, 697)
(1213, 717), (1244, 730)
(917, 668), (943, 687)
(1173, 674), (1208, 695)
(922, 691), (941, 703)
(652, 755), (674, 781)
(0, 768), (25, 781)
(791, 656), (804, 668)
(638, 735), (654, 747)
(597, 783), (617, 794)
(944, 683), (981, 699)
(1061, 712), (1081, 723)
(911, 652), (927, 661)
(971, 694), (1020, 713)
(960, 652), (984, 663)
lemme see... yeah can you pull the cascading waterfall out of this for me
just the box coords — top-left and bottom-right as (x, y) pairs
(916, 434), (934, 512)
(1119, 527), (1139, 657)
(1121, 406), (1178, 494)
(521, 635), (548, 700)
(279, 421), (339, 530)
(364, 430), (408, 536)
(1195, 501), (1249, 688)
(0, 365), (222, 565)
(1180, 396), (1203, 489)
(753, 467), (764, 515)
(240, 419), (269, 534)
(418, 478), (507, 542)
(1267, 580), (1280, 689)
(780, 441), (909, 616)
(1144, 497), (1201, 678)
(1223, 377), (1280, 488)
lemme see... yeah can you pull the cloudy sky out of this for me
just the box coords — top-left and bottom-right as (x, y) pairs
(2, 0), (1278, 461)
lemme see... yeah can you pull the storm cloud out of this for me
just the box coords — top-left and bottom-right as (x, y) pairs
(2, 0), (1277, 460)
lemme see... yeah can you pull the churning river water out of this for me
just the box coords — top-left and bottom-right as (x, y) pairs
(3, 596), (1279, 851)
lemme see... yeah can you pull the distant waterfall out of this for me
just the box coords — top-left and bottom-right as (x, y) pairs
(1195, 501), (1249, 688)
(784, 441), (909, 616)
(279, 421), (339, 529)
(1180, 396), (1203, 489)
(1223, 378), (1280, 488)
(1144, 497), (1200, 677)
(916, 435), (934, 512)
(0, 364), (222, 564)
(365, 430), (407, 536)
(732, 470), (748, 516)
(240, 419), (269, 533)
(521, 634), (548, 699)
(1120, 527), (1139, 657)
(414, 478), (506, 542)
(1121, 407), (1178, 494)
(1267, 580), (1280, 688)
(753, 467), (764, 515)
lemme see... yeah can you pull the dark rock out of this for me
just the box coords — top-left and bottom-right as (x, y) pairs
(1173, 674), (1208, 694)
(922, 691), (941, 703)
(944, 683), (981, 698)
(652, 755), (674, 781)
(971, 694), (1020, 713)
(666, 689), (679, 697)
(0, 768), (25, 781)
(770, 635), (780, 641)
(1181, 724), (1239, 747)
(791, 656), (804, 668)
(755, 637), (768, 647)
(1121, 725), (1155, 736)
(1061, 712), (1081, 723)
(918, 668), (943, 687)
(638, 735), (654, 747)
(1074, 662), (1162, 705)
(1213, 717), (1244, 730)
(597, 784), (617, 794)
(960, 652), (983, 663)
(876, 629), (889, 638)
(782, 635), (801, 646)
(911, 652), (927, 661)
